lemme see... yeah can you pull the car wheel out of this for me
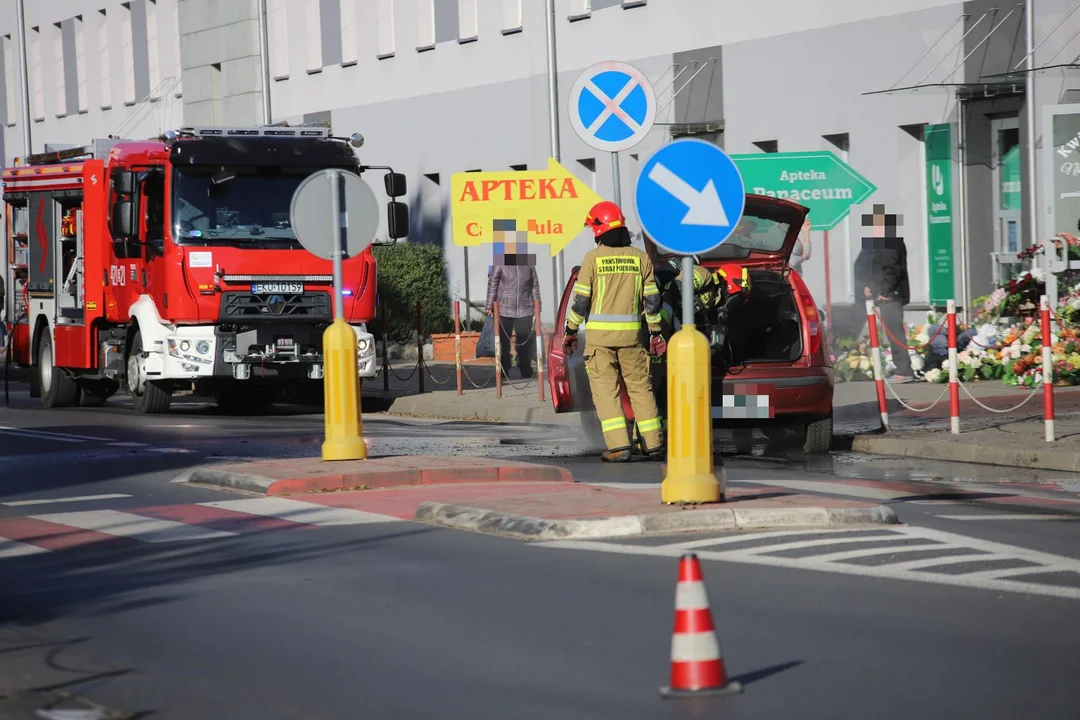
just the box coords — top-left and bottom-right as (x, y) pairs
(802, 414), (833, 454)
(39, 335), (79, 408)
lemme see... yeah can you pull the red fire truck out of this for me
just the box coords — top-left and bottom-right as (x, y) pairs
(1, 125), (408, 413)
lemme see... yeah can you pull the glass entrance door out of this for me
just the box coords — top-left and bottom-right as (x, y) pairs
(992, 117), (1023, 284)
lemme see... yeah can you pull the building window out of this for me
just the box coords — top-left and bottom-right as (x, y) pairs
(319, 0), (343, 67)
(268, 0), (289, 79)
(2, 35), (14, 125)
(376, 0), (395, 58)
(568, 0), (590, 20)
(623, 0), (646, 7)
(433, 0), (459, 44)
(502, 0), (522, 34)
(74, 17), (87, 112)
(146, 0), (161, 91)
(97, 10), (112, 109)
(210, 62), (223, 124)
(121, 3), (136, 105)
(305, 0), (322, 73)
(417, 1), (436, 51)
(341, 0), (358, 65)
(29, 27), (43, 121)
(458, 0), (478, 42)
(53, 23), (66, 117)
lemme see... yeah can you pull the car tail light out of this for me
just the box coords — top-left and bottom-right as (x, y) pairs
(791, 273), (822, 358)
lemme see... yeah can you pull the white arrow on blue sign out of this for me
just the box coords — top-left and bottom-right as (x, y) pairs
(568, 61), (656, 153)
(633, 139), (746, 256)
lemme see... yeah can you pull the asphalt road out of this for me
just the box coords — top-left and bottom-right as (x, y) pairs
(2, 383), (1080, 719)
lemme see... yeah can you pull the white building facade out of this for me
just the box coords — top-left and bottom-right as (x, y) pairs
(3, 0), (1080, 329)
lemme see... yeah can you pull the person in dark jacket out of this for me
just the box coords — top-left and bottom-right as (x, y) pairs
(854, 205), (912, 382)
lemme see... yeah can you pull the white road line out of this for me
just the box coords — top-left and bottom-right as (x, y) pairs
(535, 539), (1080, 601)
(147, 447), (194, 454)
(796, 543), (944, 564)
(30, 510), (234, 542)
(2, 493), (133, 507)
(535, 525), (1080, 601)
(0, 429), (83, 443)
(935, 514), (1077, 521)
(108, 442), (149, 448)
(199, 497), (402, 526)
(0, 537), (49, 558)
(0, 425), (118, 442)
(668, 528), (890, 550)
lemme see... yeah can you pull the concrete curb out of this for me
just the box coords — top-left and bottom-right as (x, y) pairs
(413, 501), (899, 541)
(851, 434), (1080, 473)
(387, 395), (578, 425)
(186, 460), (574, 496)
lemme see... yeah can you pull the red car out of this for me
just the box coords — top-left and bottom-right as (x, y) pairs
(547, 194), (834, 454)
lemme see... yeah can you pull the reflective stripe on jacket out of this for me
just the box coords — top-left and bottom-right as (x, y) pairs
(565, 245), (661, 348)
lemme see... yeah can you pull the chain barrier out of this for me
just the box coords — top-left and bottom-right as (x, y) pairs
(498, 360), (535, 390)
(420, 357), (455, 386)
(384, 356), (420, 382)
(957, 379), (1040, 414)
(882, 380), (949, 413)
(874, 309), (945, 351)
(460, 361), (495, 389)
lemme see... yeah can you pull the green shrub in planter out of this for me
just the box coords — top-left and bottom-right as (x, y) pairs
(372, 243), (453, 343)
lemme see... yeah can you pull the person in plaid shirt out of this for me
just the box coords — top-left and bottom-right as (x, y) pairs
(484, 225), (541, 379)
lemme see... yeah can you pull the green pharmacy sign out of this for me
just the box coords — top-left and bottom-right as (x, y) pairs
(730, 151), (877, 230)
(925, 124), (955, 306)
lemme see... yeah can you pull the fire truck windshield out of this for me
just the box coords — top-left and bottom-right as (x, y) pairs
(172, 165), (351, 248)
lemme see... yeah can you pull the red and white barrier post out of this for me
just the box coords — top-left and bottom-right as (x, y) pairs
(454, 300), (463, 396)
(947, 299), (960, 434)
(534, 299), (545, 403)
(1041, 295), (1055, 442)
(866, 299), (889, 430)
(493, 301), (503, 400)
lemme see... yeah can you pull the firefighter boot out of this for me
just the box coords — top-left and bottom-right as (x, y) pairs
(601, 446), (633, 463)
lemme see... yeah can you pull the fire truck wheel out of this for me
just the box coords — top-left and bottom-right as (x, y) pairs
(78, 380), (118, 407)
(38, 335), (79, 408)
(126, 330), (172, 414)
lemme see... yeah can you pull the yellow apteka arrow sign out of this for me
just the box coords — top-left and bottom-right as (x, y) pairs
(450, 158), (603, 256)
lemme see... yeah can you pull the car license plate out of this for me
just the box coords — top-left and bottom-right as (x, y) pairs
(251, 282), (303, 295)
(712, 383), (774, 420)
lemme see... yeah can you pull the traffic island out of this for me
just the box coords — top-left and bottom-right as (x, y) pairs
(411, 484), (898, 541)
(185, 456), (574, 496)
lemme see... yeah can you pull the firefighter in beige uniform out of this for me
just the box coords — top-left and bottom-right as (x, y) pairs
(562, 201), (667, 462)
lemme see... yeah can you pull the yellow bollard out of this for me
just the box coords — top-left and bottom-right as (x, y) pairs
(321, 317), (368, 461)
(660, 324), (723, 504)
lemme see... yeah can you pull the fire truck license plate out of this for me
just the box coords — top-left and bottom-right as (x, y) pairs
(251, 282), (303, 295)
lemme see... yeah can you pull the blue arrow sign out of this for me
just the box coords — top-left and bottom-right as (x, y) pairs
(634, 139), (746, 256)
(569, 61), (656, 153)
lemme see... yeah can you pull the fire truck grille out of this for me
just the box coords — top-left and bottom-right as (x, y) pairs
(219, 291), (332, 321)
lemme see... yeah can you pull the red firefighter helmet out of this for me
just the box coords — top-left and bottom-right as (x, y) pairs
(713, 263), (752, 298)
(584, 201), (626, 239)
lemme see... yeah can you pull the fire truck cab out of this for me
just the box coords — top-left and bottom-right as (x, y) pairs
(1, 125), (408, 413)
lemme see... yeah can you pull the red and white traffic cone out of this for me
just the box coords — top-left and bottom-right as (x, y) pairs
(659, 553), (743, 699)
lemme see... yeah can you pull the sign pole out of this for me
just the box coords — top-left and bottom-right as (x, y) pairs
(611, 152), (623, 209)
(544, 0), (565, 293)
(329, 171), (346, 321)
(823, 230), (832, 330)
(321, 168), (367, 461)
(635, 138), (746, 505)
(681, 256), (694, 328)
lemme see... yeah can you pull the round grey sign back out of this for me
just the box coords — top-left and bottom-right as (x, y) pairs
(289, 169), (379, 261)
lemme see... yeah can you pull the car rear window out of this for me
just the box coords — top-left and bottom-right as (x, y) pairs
(697, 212), (793, 260)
